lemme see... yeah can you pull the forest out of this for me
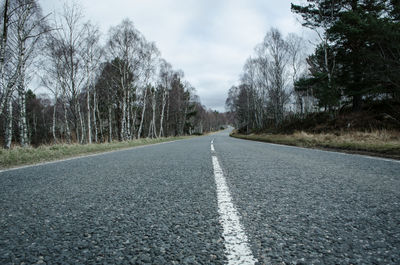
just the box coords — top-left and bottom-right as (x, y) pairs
(0, 0), (227, 149)
(226, 0), (400, 134)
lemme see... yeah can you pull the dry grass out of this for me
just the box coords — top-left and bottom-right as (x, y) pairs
(0, 136), (191, 170)
(231, 130), (400, 158)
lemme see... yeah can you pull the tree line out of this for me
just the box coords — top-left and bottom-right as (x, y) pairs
(225, 28), (309, 133)
(0, 0), (227, 148)
(226, 0), (399, 133)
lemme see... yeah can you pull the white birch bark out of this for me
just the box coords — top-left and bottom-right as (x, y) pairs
(137, 86), (147, 139)
(77, 101), (85, 144)
(63, 96), (71, 143)
(158, 88), (168, 137)
(0, 0), (10, 116)
(86, 86), (91, 144)
(120, 88), (127, 141)
(166, 92), (170, 136)
(93, 89), (98, 143)
(132, 107), (137, 138)
(17, 40), (28, 147)
(126, 89), (131, 140)
(148, 89), (157, 138)
(4, 97), (13, 149)
(52, 95), (57, 143)
(108, 105), (112, 142)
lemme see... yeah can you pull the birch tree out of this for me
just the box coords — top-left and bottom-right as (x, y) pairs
(263, 28), (290, 125)
(227, 28), (309, 131)
(13, 0), (49, 146)
(137, 42), (159, 139)
(42, 34), (72, 143)
(0, 0), (15, 118)
(157, 59), (172, 137)
(107, 19), (142, 141)
(1, 0), (15, 148)
(1, 0), (49, 148)
(49, 2), (87, 143)
(82, 22), (101, 144)
(286, 33), (312, 114)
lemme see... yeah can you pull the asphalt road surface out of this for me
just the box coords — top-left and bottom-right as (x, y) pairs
(1, 129), (399, 264)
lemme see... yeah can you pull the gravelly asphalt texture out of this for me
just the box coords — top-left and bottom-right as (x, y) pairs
(215, 130), (400, 264)
(1, 129), (400, 264)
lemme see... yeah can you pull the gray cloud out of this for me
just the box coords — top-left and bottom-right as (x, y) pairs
(40, 0), (307, 112)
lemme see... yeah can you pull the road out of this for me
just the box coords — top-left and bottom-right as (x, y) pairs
(1, 129), (399, 264)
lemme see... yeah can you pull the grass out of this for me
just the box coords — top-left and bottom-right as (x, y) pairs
(231, 130), (400, 159)
(0, 136), (191, 170)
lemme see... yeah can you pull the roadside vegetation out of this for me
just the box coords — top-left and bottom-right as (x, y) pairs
(226, 1), (400, 158)
(0, 136), (191, 169)
(0, 0), (228, 168)
(231, 130), (400, 159)
(0, 1), (227, 150)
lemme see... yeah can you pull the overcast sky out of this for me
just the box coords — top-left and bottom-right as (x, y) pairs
(39, 0), (310, 112)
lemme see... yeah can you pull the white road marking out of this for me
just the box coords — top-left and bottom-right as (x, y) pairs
(211, 142), (215, 152)
(356, 154), (400, 163)
(211, 142), (257, 265)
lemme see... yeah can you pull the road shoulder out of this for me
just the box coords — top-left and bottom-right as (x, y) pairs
(230, 132), (400, 161)
(0, 137), (193, 172)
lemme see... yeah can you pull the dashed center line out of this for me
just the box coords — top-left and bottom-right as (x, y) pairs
(211, 140), (257, 265)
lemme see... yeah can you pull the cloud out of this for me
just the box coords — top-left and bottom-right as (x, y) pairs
(39, 0), (308, 112)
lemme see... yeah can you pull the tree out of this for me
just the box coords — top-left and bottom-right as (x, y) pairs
(292, 0), (400, 110)
(287, 33), (310, 114)
(0, 0), (15, 118)
(107, 19), (142, 140)
(291, 0), (341, 90)
(137, 42), (159, 139)
(82, 22), (101, 144)
(157, 59), (172, 137)
(1, 0), (49, 148)
(1, 3), (226, 148)
(48, 2), (88, 143)
(13, 0), (49, 146)
(227, 28), (308, 132)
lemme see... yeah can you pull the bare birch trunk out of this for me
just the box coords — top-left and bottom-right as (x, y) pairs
(52, 97), (57, 143)
(0, 0), (9, 116)
(108, 105), (112, 142)
(166, 92), (170, 137)
(63, 98), (71, 143)
(324, 39), (331, 85)
(87, 88), (92, 144)
(18, 89), (28, 147)
(0, 0), (8, 73)
(17, 59), (28, 147)
(98, 116), (103, 142)
(126, 89), (131, 140)
(132, 107), (137, 138)
(147, 90), (157, 138)
(93, 89), (98, 143)
(120, 89), (127, 141)
(159, 89), (167, 138)
(14, 33), (28, 147)
(76, 101), (85, 144)
(137, 87), (147, 139)
(4, 97), (12, 149)
(0, 90), (8, 117)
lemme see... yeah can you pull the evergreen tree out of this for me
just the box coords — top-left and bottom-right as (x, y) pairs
(292, 0), (400, 110)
